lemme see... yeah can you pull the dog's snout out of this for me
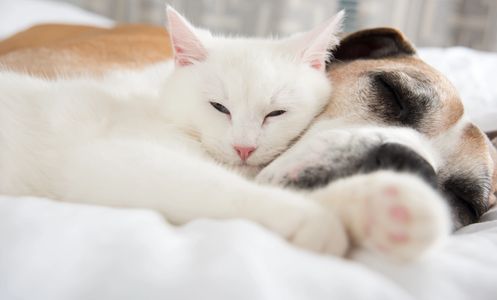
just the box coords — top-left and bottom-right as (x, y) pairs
(363, 143), (437, 187)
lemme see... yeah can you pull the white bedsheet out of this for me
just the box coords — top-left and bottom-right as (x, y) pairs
(1, 196), (497, 300)
(419, 47), (497, 132)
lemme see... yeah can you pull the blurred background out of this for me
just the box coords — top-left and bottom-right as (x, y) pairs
(29, 0), (497, 51)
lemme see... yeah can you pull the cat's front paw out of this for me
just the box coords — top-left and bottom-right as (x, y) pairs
(291, 203), (349, 256)
(351, 172), (451, 261)
(261, 195), (349, 256)
(255, 134), (331, 186)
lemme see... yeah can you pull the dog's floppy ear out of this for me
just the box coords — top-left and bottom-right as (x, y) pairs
(331, 27), (416, 61)
(487, 132), (497, 205)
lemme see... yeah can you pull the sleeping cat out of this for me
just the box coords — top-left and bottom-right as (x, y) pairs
(0, 7), (349, 254)
(0, 8), (449, 260)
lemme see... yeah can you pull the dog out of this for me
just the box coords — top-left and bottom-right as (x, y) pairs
(257, 28), (497, 230)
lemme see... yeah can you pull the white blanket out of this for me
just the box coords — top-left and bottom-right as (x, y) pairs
(1, 196), (497, 300)
(419, 47), (497, 132)
(2, 1), (497, 299)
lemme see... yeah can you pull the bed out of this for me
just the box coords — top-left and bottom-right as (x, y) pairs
(1, 1), (497, 300)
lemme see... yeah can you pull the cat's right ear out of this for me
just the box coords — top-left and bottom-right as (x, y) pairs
(166, 6), (208, 67)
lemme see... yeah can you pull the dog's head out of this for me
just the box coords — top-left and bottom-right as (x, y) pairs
(286, 28), (497, 229)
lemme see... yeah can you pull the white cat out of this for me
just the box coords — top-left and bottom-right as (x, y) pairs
(0, 8), (349, 255)
(0, 8), (450, 260)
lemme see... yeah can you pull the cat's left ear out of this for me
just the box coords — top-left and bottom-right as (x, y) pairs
(295, 11), (345, 71)
(166, 6), (208, 67)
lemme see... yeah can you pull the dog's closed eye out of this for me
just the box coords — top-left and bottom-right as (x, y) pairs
(374, 74), (406, 118)
(368, 71), (434, 129)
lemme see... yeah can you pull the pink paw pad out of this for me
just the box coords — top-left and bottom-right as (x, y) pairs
(388, 231), (409, 243)
(288, 165), (305, 180)
(389, 204), (411, 223)
(383, 186), (400, 197)
(376, 242), (393, 253)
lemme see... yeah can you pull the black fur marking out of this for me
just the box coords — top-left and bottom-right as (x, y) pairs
(285, 143), (437, 191)
(361, 143), (437, 188)
(283, 138), (379, 190)
(285, 162), (363, 190)
(330, 28), (416, 63)
(441, 175), (491, 229)
(368, 71), (436, 129)
(287, 166), (337, 190)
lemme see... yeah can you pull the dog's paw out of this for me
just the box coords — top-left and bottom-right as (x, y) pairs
(256, 132), (339, 187)
(256, 129), (380, 189)
(256, 149), (317, 187)
(260, 194), (349, 256)
(351, 171), (451, 261)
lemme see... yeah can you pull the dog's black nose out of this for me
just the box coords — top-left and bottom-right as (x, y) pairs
(362, 143), (437, 187)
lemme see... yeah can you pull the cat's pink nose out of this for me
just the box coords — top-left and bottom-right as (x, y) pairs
(234, 145), (256, 161)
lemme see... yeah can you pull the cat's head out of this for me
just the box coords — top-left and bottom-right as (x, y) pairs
(165, 7), (344, 172)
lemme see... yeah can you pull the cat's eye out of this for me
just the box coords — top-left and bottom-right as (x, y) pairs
(209, 101), (230, 115)
(265, 110), (286, 118)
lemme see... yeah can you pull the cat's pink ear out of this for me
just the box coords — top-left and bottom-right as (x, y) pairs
(166, 6), (207, 67)
(299, 11), (345, 71)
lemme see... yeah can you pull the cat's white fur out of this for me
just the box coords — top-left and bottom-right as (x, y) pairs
(0, 8), (349, 255)
(0, 8), (450, 260)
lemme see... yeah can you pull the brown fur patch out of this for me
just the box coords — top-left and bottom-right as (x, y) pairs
(0, 24), (172, 77)
(489, 136), (497, 205)
(324, 56), (463, 136)
(465, 124), (497, 205)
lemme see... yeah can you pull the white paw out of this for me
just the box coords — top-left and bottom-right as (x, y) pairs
(256, 151), (315, 187)
(351, 172), (451, 261)
(260, 195), (349, 256)
(256, 129), (380, 188)
(290, 204), (349, 256)
(256, 131), (339, 186)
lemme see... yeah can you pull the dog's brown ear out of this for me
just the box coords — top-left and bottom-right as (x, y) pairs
(488, 134), (497, 205)
(332, 27), (416, 61)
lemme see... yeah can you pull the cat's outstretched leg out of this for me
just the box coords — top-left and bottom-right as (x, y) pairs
(310, 171), (451, 261)
(52, 139), (348, 255)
